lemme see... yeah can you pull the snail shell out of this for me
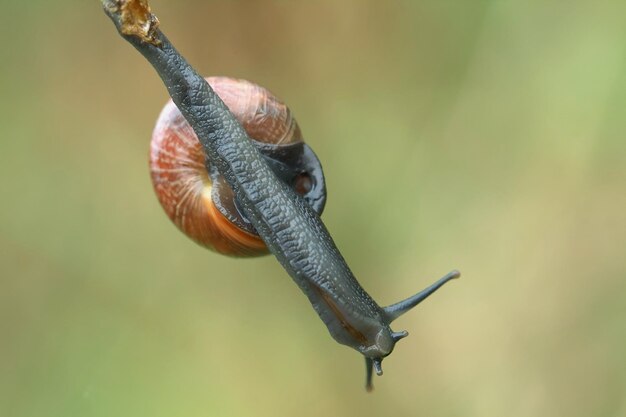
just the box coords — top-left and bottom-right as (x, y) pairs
(150, 76), (326, 256)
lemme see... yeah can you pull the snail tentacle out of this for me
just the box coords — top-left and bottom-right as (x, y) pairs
(383, 270), (461, 322)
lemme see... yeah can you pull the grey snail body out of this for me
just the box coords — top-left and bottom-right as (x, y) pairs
(103, 0), (460, 391)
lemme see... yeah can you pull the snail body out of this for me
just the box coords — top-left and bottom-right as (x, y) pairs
(105, 4), (459, 391)
(147, 70), (459, 390)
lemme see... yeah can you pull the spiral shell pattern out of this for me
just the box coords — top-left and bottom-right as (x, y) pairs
(149, 77), (302, 256)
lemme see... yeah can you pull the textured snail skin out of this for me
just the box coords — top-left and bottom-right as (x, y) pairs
(102, 0), (459, 391)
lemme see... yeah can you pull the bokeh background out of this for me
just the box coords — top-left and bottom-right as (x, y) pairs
(1, 1), (625, 416)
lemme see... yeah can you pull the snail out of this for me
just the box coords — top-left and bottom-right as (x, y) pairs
(149, 76), (326, 256)
(102, 0), (460, 391)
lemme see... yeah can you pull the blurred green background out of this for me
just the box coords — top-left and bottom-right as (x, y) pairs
(1, 1), (625, 416)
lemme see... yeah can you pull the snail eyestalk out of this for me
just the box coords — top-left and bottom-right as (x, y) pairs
(383, 270), (461, 322)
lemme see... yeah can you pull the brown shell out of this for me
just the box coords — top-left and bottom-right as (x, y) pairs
(149, 77), (302, 256)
